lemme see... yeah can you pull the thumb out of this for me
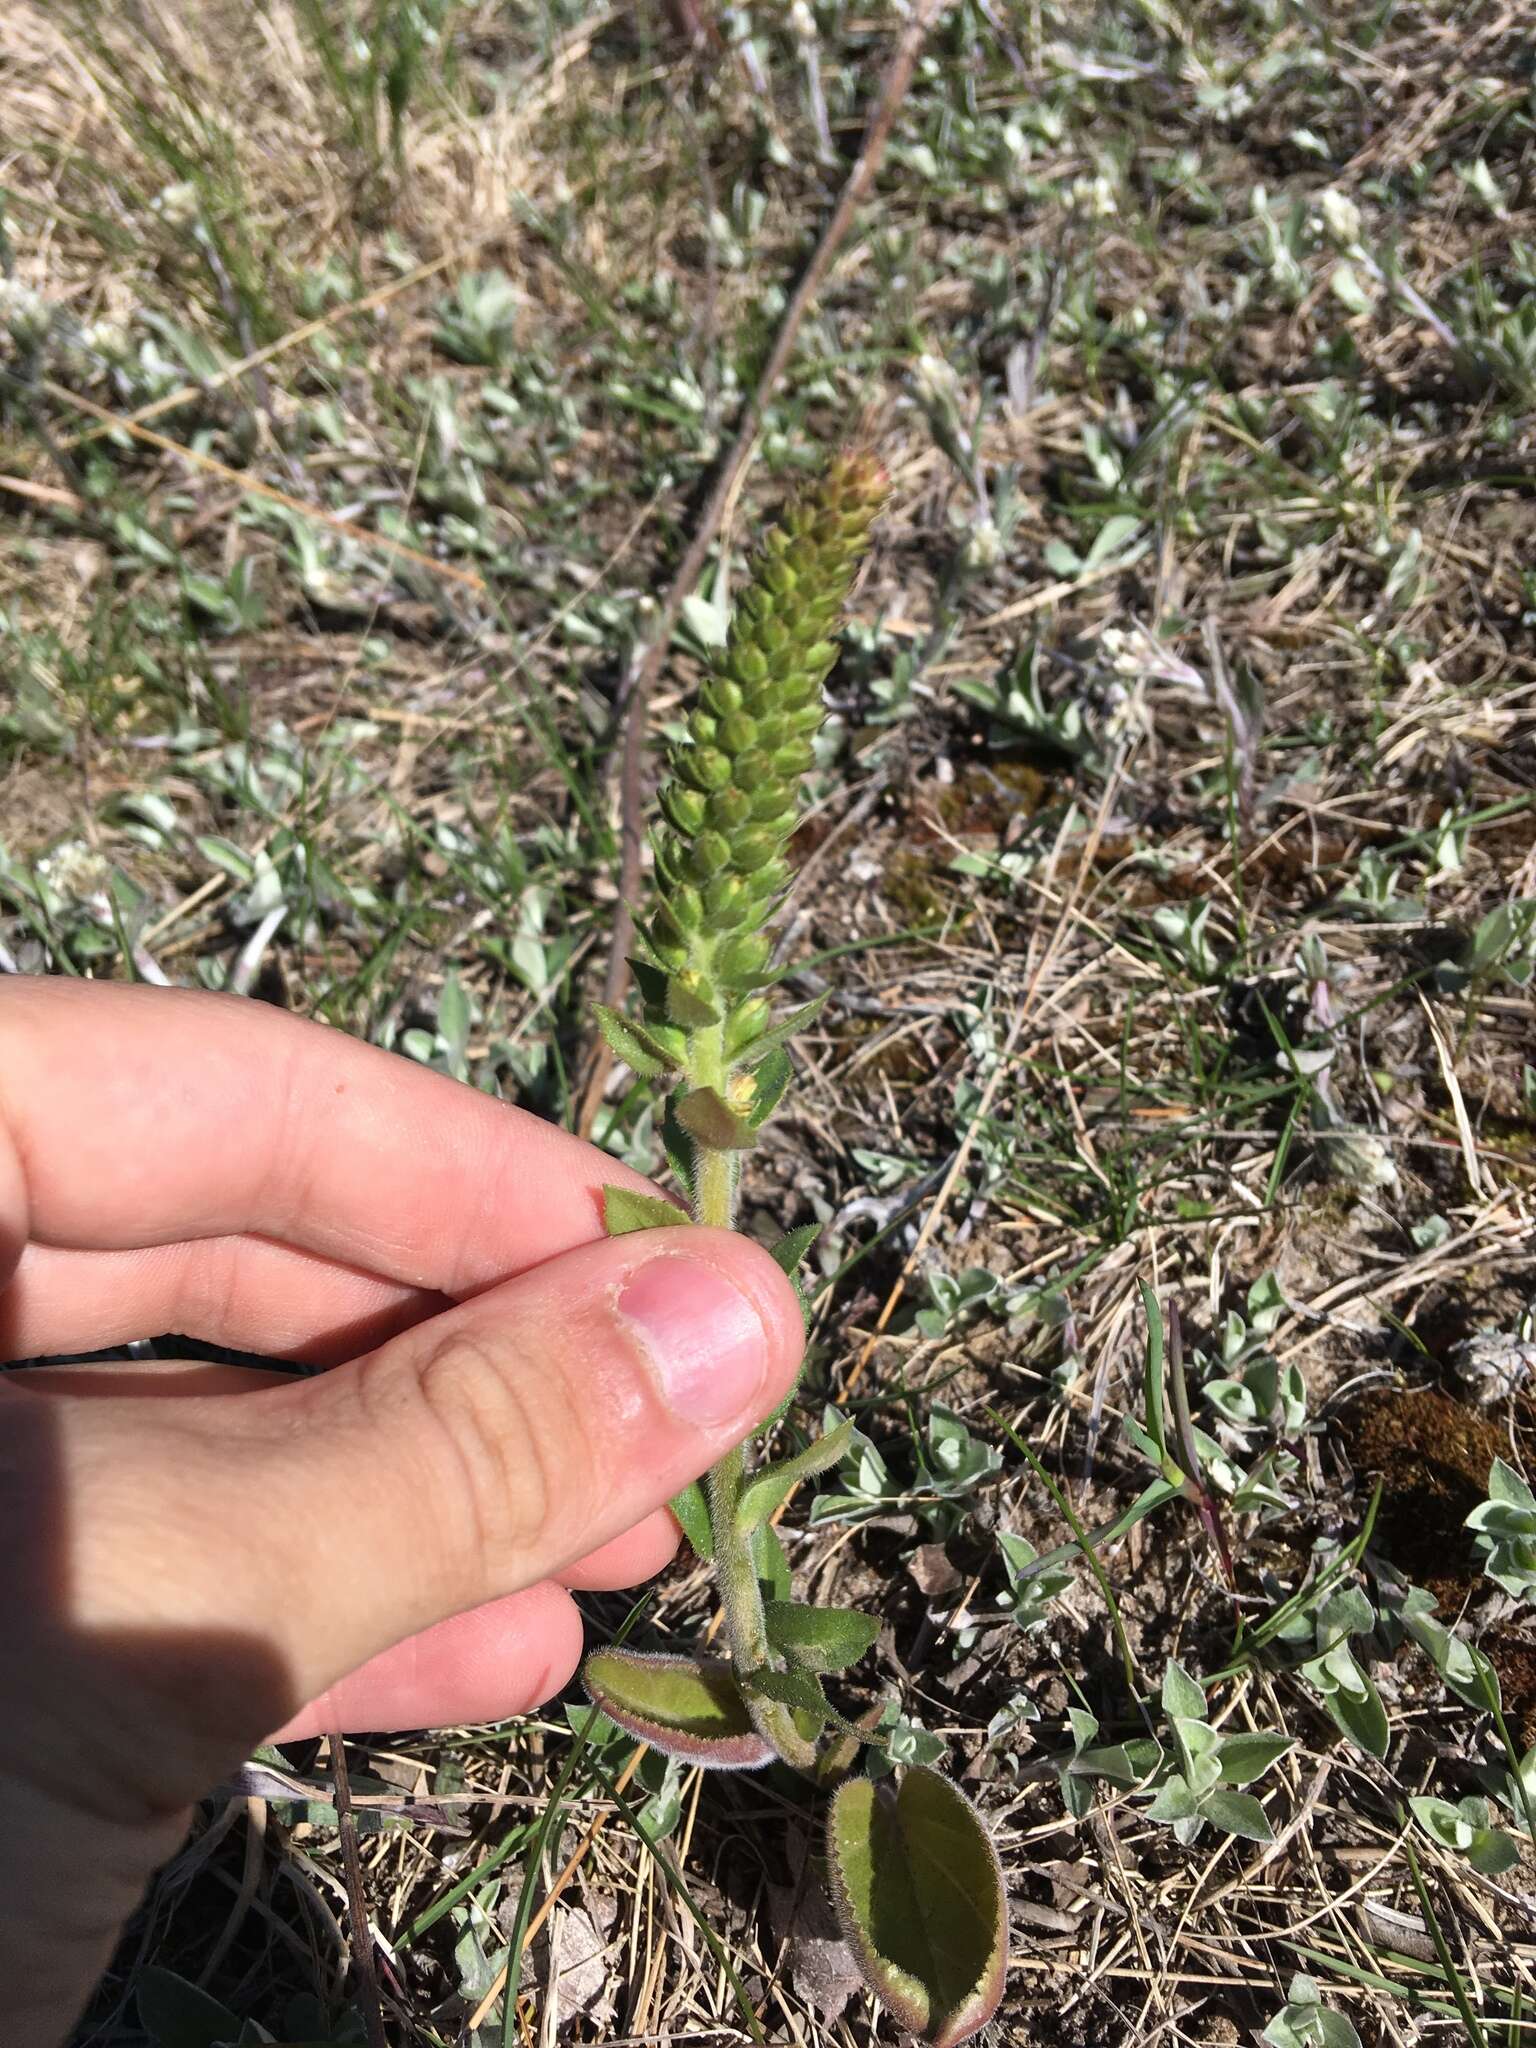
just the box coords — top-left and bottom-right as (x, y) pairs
(46, 1226), (803, 1765)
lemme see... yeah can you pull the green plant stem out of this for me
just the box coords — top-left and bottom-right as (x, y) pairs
(689, 1035), (812, 1767)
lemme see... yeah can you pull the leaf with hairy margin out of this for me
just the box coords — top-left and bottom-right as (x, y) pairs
(826, 1766), (1008, 2047)
(603, 1185), (687, 1235)
(583, 1650), (774, 1769)
(765, 1600), (880, 1674)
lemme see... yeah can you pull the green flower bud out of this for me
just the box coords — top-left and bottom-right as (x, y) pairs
(705, 872), (748, 924)
(689, 830), (732, 878)
(723, 994), (773, 1055)
(707, 787), (752, 833)
(683, 747), (733, 792)
(667, 880), (705, 931)
(718, 711), (757, 753)
(705, 677), (745, 717)
(772, 741), (814, 778)
(734, 749), (772, 792)
(689, 709), (718, 747)
(661, 784), (707, 835)
(731, 645), (769, 688)
(732, 830), (777, 873)
(716, 932), (772, 982)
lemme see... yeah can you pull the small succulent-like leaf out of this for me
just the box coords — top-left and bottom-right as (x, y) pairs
(583, 1650), (775, 1768)
(737, 1421), (857, 1532)
(765, 1600), (880, 1673)
(826, 1767), (1008, 2047)
(669, 1480), (714, 1560)
(595, 1003), (676, 1080)
(603, 1185), (687, 1235)
(769, 1222), (821, 1276)
(676, 1085), (756, 1150)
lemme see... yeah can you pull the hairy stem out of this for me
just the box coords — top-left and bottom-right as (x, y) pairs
(689, 1039), (812, 1767)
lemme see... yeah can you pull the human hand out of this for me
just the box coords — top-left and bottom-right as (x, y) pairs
(0, 978), (804, 2046)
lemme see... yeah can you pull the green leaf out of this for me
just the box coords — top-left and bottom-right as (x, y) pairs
(744, 1664), (833, 1723)
(669, 1480), (713, 1559)
(1217, 1732), (1294, 1786)
(765, 1600), (880, 1673)
(826, 1767), (1009, 2047)
(1199, 1786), (1274, 1842)
(752, 1517), (791, 1601)
(769, 1223), (820, 1276)
(741, 991), (829, 1065)
(583, 1649), (775, 1768)
(135, 1968), (242, 2048)
(737, 1422), (857, 1532)
(603, 1185), (687, 1235)
(1161, 1659), (1206, 1722)
(660, 1093), (695, 1198)
(1309, 1657), (1390, 1760)
(595, 1004), (676, 1080)
(747, 1044), (793, 1126)
(1145, 1776), (1201, 1824)
(676, 1085), (755, 1150)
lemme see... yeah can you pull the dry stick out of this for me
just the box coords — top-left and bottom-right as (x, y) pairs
(574, 0), (951, 1140)
(329, 1732), (390, 2048)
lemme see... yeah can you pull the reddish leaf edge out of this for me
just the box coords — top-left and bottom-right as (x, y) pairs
(825, 1766), (1009, 2048)
(583, 1648), (777, 1770)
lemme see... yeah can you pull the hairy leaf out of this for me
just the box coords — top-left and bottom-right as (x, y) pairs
(826, 1767), (1008, 2047)
(669, 1480), (714, 1560)
(765, 1600), (880, 1674)
(603, 1185), (687, 1235)
(737, 1422), (857, 1532)
(769, 1223), (821, 1277)
(676, 1085), (756, 1150)
(583, 1650), (774, 1768)
(1200, 1786), (1273, 1842)
(595, 1004), (676, 1080)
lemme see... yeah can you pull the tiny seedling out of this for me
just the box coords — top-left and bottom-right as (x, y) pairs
(579, 455), (1009, 2046)
(1261, 1973), (1363, 2048)
(1058, 1659), (1292, 1844)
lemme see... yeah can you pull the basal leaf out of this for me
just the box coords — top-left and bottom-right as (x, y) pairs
(669, 1479), (714, 1560)
(1216, 1732), (1294, 1787)
(826, 1767), (1008, 2048)
(583, 1649), (775, 1768)
(764, 1600), (880, 1674)
(1199, 1786), (1273, 1842)
(603, 1185), (687, 1235)
(737, 1421), (857, 1532)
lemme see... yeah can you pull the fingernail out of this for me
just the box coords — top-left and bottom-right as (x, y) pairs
(618, 1254), (770, 1429)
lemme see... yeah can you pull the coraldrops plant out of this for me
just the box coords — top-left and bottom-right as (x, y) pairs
(582, 453), (1009, 2046)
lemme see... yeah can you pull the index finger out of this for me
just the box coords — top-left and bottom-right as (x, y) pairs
(0, 979), (659, 1294)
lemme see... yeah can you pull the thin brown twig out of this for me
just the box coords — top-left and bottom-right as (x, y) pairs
(329, 1732), (390, 2048)
(574, 0), (952, 1139)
